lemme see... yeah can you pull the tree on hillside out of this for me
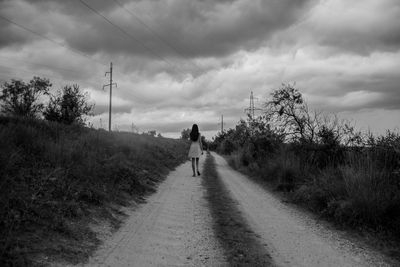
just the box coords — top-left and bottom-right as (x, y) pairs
(0, 77), (52, 117)
(180, 128), (191, 140)
(43, 84), (94, 125)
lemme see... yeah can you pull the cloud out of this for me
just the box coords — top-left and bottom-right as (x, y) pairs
(1, 0), (315, 58)
(273, 0), (400, 56)
(87, 88), (133, 114)
(1, 0), (400, 138)
(275, 48), (400, 111)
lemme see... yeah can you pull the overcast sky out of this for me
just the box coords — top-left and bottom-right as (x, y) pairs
(1, 0), (399, 139)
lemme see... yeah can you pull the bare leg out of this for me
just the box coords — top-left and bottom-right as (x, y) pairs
(196, 158), (200, 175)
(191, 158), (196, 176)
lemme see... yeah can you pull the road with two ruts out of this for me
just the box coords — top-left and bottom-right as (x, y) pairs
(85, 152), (394, 266)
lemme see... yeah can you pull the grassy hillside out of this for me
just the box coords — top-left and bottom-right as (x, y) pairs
(0, 116), (189, 266)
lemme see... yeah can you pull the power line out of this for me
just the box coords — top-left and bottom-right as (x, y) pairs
(0, 14), (107, 67)
(0, 65), (72, 82)
(0, 65), (98, 88)
(111, 0), (202, 73)
(78, 0), (188, 76)
(0, 70), (69, 89)
(0, 56), (84, 76)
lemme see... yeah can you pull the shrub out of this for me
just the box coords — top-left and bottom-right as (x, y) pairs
(341, 162), (400, 228)
(180, 128), (190, 140)
(292, 184), (330, 211)
(228, 152), (242, 170)
(219, 138), (236, 154)
(44, 84), (94, 125)
(0, 77), (51, 118)
(292, 168), (345, 214)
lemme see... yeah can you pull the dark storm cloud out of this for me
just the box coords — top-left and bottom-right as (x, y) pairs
(340, 74), (400, 110)
(2, 0), (400, 137)
(299, 71), (400, 113)
(0, 21), (32, 48)
(1, 0), (315, 59)
(292, 0), (400, 56)
(316, 24), (400, 56)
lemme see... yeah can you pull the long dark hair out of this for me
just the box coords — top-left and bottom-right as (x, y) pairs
(190, 124), (199, 141)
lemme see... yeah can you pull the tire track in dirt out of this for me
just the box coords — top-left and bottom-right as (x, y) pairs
(85, 159), (226, 266)
(213, 152), (395, 267)
(202, 153), (274, 266)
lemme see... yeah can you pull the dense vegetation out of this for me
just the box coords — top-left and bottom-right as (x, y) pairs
(212, 84), (400, 240)
(0, 116), (189, 266)
(0, 76), (93, 126)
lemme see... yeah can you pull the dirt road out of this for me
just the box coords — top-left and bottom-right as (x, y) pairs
(86, 159), (226, 266)
(85, 153), (395, 266)
(213, 152), (394, 267)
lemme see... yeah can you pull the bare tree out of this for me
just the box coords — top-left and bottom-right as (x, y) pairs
(265, 83), (318, 143)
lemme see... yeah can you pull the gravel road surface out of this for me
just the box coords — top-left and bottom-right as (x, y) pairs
(213, 152), (395, 267)
(83, 153), (395, 267)
(86, 158), (226, 266)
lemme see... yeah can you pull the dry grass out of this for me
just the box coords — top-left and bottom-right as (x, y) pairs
(224, 143), (400, 261)
(227, 145), (400, 238)
(0, 116), (189, 266)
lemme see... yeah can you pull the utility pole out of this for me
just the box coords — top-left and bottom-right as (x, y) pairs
(218, 114), (226, 133)
(244, 91), (262, 119)
(103, 62), (117, 131)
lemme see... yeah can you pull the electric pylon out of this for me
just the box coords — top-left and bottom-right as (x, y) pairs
(244, 91), (262, 119)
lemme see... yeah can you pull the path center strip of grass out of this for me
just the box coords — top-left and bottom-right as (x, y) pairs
(201, 153), (274, 266)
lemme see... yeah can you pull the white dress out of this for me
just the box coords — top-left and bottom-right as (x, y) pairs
(188, 135), (202, 158)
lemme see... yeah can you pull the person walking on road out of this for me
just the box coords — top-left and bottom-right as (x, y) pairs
(188, 124), (203, 176)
